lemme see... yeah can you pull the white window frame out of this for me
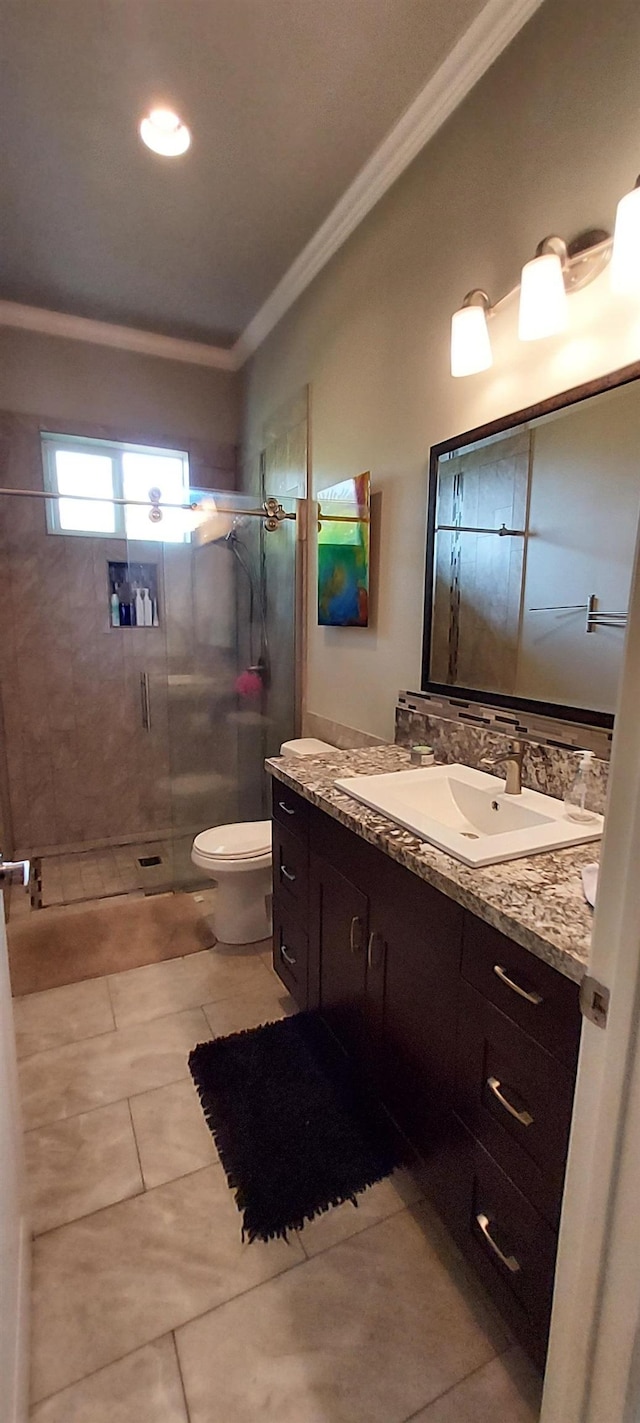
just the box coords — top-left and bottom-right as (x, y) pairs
(41, 432), (191, 541)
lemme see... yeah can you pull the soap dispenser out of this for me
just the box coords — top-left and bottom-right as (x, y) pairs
(564, 751), (598, 823)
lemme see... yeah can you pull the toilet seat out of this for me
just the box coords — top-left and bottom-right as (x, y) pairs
(191, 819), (273, 944)
(193, 821), (271, 862)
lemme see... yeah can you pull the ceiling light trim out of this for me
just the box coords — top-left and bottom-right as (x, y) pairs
(0, 301), (238, 371)
(232, 0), (544, 367)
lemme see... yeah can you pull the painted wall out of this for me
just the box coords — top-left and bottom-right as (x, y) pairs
(242, 0), (640, 741)
(0, 327), (241, 446)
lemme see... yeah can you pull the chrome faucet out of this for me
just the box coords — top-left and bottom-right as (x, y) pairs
(480, 739), (526, 795)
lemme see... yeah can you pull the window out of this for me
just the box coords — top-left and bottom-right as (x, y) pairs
(41, 433), (191, 542)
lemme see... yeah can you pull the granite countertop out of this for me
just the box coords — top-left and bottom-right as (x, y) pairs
(266, 744), (597, 984)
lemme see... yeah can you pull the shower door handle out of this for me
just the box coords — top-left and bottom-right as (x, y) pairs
(140, 672), (152, 732)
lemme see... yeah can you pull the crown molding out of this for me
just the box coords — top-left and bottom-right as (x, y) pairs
(0, 301), (238, 371)
(232, 0), (544, 367)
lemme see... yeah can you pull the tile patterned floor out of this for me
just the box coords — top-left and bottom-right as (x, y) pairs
(16, 924), (542, 1422)
(7, 835), (203, 919)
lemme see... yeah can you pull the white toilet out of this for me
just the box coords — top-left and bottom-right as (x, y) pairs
(191, 737), (334, 944)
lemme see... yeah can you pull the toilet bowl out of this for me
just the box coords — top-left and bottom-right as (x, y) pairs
(191, 821), (272, 944)
(191, 738), (334, 945)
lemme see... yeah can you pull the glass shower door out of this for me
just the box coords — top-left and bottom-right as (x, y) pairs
(163, 489), (299, 889)
(0, 472), (174, 907)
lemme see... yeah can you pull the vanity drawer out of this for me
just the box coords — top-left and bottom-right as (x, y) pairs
(272, 820), (309, 912)
(272, 783), (309, 839)
(448, 1117), (556, 1369)
(456, 981), (574, 1226)
(273, 899), (308, 1007)
(461, 915), (581, 1068)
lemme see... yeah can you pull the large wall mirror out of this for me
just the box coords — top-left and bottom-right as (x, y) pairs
(422, 364), (640, 729)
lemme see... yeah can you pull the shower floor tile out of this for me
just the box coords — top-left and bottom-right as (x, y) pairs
(31, 836), (203, 911)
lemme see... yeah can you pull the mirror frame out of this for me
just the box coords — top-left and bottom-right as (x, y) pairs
(421, 359), (640, 731)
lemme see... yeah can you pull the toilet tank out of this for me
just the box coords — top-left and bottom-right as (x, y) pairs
(279, 738), (334, 757)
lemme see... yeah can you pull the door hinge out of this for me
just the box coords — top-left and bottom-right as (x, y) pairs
(580, 975), (610, 1029)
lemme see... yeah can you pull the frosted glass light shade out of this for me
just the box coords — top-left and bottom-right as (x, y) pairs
(140, 108), (191, 156)
(450, 304), (493, 377)
(611, 185), (640, 294)
(518, 252), (568, 341)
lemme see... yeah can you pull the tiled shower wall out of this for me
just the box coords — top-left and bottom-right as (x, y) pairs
(0, 411), (238, 856)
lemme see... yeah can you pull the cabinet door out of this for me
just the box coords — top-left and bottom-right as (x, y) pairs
(310, 853), (368, 1061)
(366, 860), (463, 1159)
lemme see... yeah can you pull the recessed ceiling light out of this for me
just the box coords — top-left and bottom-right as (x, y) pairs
(139, 108), (191, 157)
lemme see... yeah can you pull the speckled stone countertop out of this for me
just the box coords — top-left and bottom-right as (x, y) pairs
(266, 745), (597, 984)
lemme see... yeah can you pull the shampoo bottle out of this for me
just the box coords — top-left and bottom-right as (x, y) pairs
(564, 751), (598, 823)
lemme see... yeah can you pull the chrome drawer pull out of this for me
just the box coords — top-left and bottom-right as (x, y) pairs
(493, 964), (543, 1006)
(278, 800), (295, 816)
(476, 1213), (521, 1274)
(487, 1075), (534, 1127)
(350, 916), (364, 954)
(280, 945), (297, 967)
(367, 931), (383, 969)
(281, 865), (296, 883)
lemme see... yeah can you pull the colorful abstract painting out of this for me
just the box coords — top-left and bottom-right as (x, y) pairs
(317, 472), (370, 627)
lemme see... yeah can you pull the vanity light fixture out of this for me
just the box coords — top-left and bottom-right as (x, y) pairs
(139, 107), (191, 157)
(611, 177), (640, 294)
(450, 290), (493, 377)
(449, 169), (640, 375)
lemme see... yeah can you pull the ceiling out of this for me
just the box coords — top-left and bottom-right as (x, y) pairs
(1, 0), (489, 348)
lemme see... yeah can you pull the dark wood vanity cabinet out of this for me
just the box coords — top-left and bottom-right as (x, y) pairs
(271, 782), (581, 1371)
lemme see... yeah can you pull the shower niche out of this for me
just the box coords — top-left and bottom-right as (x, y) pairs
(108, 560), (159, 628)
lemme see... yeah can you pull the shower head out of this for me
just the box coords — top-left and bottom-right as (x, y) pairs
(192, 499), (237, 547)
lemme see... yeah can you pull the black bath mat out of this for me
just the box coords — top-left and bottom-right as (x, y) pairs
(188, 1011), (404, 1242)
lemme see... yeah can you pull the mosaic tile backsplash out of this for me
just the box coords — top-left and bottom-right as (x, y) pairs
(396, 694), (610, 816)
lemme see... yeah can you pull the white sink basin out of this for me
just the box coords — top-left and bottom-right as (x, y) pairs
(334, 763), (603, 867)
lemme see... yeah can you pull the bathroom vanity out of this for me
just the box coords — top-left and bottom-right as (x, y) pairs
(267, 745), (591, 1371)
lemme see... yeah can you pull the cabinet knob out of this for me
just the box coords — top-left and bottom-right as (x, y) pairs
(280, 944), (297, 967)
(349, 916), (364, 954)
(281, 864), (297, 883)
(278, 800), (295, 816)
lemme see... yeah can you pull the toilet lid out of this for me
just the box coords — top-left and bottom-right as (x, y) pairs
(193, 821), (272, 860)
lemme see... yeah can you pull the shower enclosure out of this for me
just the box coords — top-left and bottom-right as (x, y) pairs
(0, 421), (300, 914)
